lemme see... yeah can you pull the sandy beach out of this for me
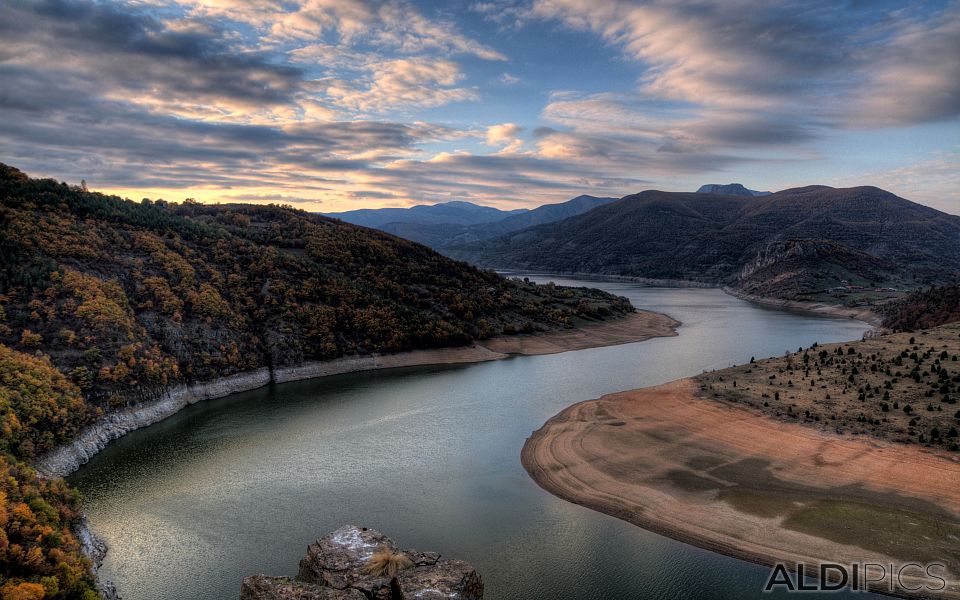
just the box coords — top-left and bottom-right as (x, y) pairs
(522, 378), (960, 598)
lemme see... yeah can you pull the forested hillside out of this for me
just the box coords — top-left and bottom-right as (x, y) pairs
(449, 186), (960, 303)
(0, 163), (632, 409)
(0, 163), (632, 596)
(880, 284), (960, 331)
(0, 345), (97, 599)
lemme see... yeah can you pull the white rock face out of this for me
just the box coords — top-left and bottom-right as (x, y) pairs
(35, 345), (504, 478)
(35, 368), (272, 478)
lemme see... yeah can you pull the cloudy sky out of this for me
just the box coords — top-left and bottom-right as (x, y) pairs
(1, 0), (958, 213)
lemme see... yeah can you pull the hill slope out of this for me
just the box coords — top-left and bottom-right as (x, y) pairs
(449, 186), (960, 301)
(880, 283), (960, 331)
(0, 163), (634, 431)
(473, 194), (618, 236)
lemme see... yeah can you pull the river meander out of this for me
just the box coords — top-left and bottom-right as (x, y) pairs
(70, 279), (877, 599)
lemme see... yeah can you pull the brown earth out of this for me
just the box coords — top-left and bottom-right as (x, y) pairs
(522, 378), (960, 598)
(479, 310), (679, 356)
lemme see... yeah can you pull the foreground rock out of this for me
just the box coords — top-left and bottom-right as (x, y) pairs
(241, 526), (483, 600)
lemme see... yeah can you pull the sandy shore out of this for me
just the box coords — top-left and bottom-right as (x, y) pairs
(479, 310), (679, 355)
(38, 311), (678, 478)
(522, 379), (960, 598)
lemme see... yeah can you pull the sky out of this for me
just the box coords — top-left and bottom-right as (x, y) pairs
(1, 0), (958, 214)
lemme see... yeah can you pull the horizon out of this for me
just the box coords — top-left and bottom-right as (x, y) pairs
(14, 163), (960, 217)
(1, 0), (958, 215)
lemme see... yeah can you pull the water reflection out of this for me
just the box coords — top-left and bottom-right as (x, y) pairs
(71, 283), (876, 600)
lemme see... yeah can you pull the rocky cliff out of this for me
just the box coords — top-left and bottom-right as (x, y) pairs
(241, 525), (483, 600)
(734, 238), (892, 298)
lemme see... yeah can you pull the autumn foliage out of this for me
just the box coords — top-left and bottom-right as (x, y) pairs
(0, 345), (97, 598)
(0, 162), (635, 595)
(0, 162), (632, 410)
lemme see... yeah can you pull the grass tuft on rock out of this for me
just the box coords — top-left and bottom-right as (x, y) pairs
(362, 547), (414, 578)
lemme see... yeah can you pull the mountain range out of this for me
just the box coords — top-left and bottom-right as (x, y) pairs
(326, 195), (618, 248)
(323, 200), (526, 228)
(445, 185), (960, 302)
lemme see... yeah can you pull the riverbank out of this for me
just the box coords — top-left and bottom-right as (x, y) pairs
(522, 378), (960, 598)
(498, 270), (714, 288)
(722, 286), (883, 327)
(506, 271), (883, 329)
(36, 310), (678, 479)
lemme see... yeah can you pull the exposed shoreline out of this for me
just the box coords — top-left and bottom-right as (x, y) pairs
(497, 270), (715, 289)
(522, 379), (960, 598)
(722, 286), (883, 328)
(36, 310), (679, 479)
(499, 270), (882, 329)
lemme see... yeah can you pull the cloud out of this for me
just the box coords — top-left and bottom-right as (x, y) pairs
(852, 9), (960, 127)
(181, 0), (507, 60)
(530, 0), (960, 128)
(319, 58), (479, 113)
(0, 0), (302, 119)
(0, 0), (956, 214)
(485, 123), (524, 153)
(376, 151), (651, 206)
(347, 190), (397, 199)
(535, 91), (808, 174)
(833, 149), (960, 215)
(372, 2), (507, 61)
(220, 193), (326, 204)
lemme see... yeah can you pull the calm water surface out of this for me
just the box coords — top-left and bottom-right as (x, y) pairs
(70, 280), (880, 600)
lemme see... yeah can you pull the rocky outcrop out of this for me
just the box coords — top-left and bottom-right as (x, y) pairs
(242, 526), (483, 600)
(241, 576), (366, 599)
(736, 238), (888, 288)
(696, 183), (770, 196)
(74, 517), (120, 600)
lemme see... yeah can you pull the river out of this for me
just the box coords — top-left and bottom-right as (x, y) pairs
(70, 279), (878, 599)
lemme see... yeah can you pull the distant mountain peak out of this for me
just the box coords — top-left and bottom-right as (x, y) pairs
(696, 183), (771, 197)
(437, 200), (482, 208)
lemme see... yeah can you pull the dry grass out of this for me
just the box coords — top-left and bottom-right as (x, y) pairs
(696, 322), (960, 450)
(362, 546), (414, 578)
